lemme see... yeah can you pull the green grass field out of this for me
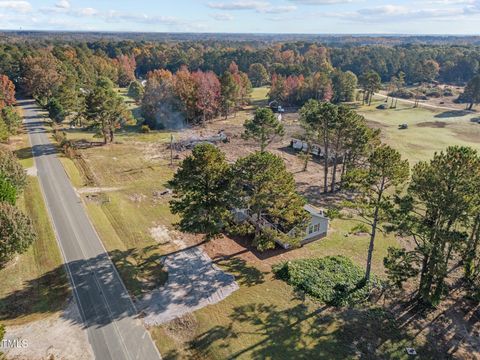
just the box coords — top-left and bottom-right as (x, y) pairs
(358, 97), (480, 164)
(57, 88), (450, 359)
(0, 177), (69, 326)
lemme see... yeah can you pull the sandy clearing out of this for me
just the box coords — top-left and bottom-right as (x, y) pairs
(25, 166), (37, 177)
(1, 298), (94, 360)
(76, 187), (121, 194)
(139, 246), (239, 325)
(375, 92), (469, 112)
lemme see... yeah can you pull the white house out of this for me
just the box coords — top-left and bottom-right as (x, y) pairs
(233, 204), (329, 249)
(297, 204), (329, 244)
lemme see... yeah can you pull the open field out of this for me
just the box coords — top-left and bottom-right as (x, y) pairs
(50, 87), (457, 359)
(358, 96), (480, 164)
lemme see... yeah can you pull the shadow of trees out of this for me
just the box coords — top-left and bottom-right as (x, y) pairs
(190, 301), (439, 359)
(434, 110), (471, 118)
(213, 255), (267, 287)
(0, 266), (69, 322)
(110, 245), (168, 297)
(0, 249), (166, 329)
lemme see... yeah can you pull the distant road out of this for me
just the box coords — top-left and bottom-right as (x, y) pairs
(375, 92), (464, 112)
(21, 99), (162, 360)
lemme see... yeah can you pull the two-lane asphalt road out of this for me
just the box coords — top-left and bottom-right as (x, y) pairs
(21, 99), (162, 360)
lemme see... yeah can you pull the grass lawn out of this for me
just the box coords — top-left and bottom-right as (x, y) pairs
(358, 96), (480, 164)
(55, 87), (445, 358)
(66, 140), (177, 296)
(0, 177), (69, 326)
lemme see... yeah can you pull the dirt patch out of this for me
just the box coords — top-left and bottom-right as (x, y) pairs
(26, 166), (37, 177)
(162, 313), (198, 343)
(150, 225), (172, 245)
(128, 193), (147, 203)
(417, 121), (448, 128)
(1, 298), (93, 360)
(76, 187), (121, 194)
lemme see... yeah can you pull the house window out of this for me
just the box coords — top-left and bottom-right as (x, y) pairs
(308, 225), (314, 234)
(314, 224), (320, 233)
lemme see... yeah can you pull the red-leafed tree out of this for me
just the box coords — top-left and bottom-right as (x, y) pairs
(174, 66), (198, 122)
(228, 61), (252, 108)
(193, 70), (221, 124)
(269, 72), (333, 107)
(0, 75), (16, 110)
(115, 55), (136, 87)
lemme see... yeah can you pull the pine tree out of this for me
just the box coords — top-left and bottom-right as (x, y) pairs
(242, 107), (284, 152)
(169, 144), (235, 240)
(344, 144), (409, 282)
(233, 151), (307, 251)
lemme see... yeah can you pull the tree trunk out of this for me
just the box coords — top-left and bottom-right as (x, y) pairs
(468, 102), (474, 110)
(331, 153), (338, 192)
(465, 214), (480, 280)
(303, 144), (310, 172)
(365, 182), (385, 282)
(323, 136), (329, 194)
(339, 157), (347, 190)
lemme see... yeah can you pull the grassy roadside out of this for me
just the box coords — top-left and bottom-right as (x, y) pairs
(0, 123), (69, 326)
(0, 176), (69, 326)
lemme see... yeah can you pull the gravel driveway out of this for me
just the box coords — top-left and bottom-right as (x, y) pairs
(138, 246), (239, 325)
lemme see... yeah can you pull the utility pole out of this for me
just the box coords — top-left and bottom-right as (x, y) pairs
(170, 134), (174, 166)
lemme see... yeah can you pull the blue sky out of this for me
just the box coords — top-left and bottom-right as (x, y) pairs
(0, 0), (479, 34)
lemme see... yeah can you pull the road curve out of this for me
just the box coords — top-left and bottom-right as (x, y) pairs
(21, 99), (162, 360)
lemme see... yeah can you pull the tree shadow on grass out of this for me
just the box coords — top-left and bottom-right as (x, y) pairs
(110, 246), (168, 297)
(434, 110), (471, 118)
(0, 266), (70, 322)
(213, 256), (267, 287)
(190, 301), (438, 359)
(14, 147), (34, 162)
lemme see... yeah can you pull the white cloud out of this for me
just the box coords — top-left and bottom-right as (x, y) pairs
(55, 0), (70, 9)
(76, 7), (98, 16)
(208, 1), (270, 10)
(208, 1), (296, 13)
(289, 0), (357, 4)
(0, 1), (32, 13)
(211, 12), (234, 20)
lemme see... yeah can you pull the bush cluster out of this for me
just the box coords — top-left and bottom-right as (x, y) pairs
(388, 89), (414, 99)
(273, 255), (382, 306)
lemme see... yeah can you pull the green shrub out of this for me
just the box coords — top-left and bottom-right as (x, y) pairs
(141, 125), (151, 133)
(388, 89), (414, 99)
(273, 255), (381, 306)
(0, 118), (8, 143)
(425, 89), (441, 98)
(443, 88), (454, 97)
(0, 176), (17, 204)
(351, 223), (369, 234)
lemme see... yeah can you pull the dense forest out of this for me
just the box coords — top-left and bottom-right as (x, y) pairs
(0, 36), (479, 133)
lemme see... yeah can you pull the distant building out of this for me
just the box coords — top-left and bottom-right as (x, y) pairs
(233, 204), (329, 249)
